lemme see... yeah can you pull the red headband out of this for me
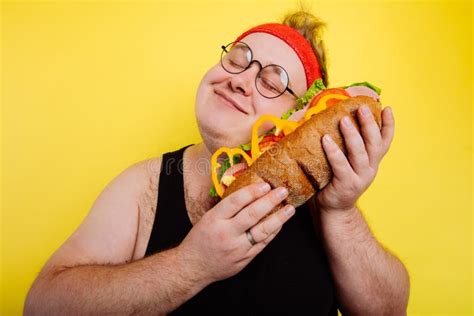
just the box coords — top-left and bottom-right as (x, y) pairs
(234, 23), (322, 89)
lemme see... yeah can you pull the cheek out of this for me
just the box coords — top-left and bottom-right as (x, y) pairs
(199, 63), (227, 85)
(194, 71), (253, 146)
(255, 98), (295, 119)
(251, 99), (297, 132)
(194, 65), (226, 111)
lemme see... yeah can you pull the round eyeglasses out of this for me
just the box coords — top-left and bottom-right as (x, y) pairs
(220, 41), (298, 99)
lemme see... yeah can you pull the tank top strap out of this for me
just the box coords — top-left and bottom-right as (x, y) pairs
(145, 144), (194, 256)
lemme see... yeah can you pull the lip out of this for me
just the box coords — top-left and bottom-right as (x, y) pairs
(215, 89), (248, 115)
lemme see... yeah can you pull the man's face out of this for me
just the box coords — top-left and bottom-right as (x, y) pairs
(195, 32), (307, 154)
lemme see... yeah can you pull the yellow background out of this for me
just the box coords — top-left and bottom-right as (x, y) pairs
(1, 0), (472, 315)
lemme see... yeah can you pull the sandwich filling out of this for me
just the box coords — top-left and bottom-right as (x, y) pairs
(210, 79), (381, 198)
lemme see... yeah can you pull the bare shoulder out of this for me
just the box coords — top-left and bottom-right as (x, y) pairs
(81, 155), (164, 261)
(38, 156), (164, 276)
(108, 156), (163, 224)
(122, 156), (162, 190)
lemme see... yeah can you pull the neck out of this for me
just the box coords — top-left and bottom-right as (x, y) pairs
(191, 141), (213, 162)
(183, 142), (218, 212)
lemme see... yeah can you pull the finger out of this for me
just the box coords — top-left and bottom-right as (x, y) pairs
(340, 115), (370, 174)
(232, 187), (289, 232)
(380, 106), (395, 155)
(357, 105), (383, 168)
(216, 182), (271, 219)
(248, 204), (295, 243)
(242, 226), (282, 259)
(322, 134), (355, 182)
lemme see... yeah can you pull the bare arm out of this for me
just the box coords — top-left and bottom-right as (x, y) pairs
(25, 157), (294, 315)
(309, 104), (409, 313)
(24, 158), (206, 315)
(317, 205), (410, 315)
(25, 246), (209, 315)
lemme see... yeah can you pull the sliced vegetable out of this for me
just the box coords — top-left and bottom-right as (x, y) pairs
(286, 105), (309, 121)
(211, 148), (252, 197)
(239, 143), (252, 151)
(343, 81), (381, 95)
(304, 93), (350, 121)
(258, 134), (285, 153)
(260, 134), (285, 143)
(210, 80), (382, 199)
(308, 88), (350, 109)
(281, 108), (296, 120)
(209, 185), (218, 198)
(281, 78), (327, 121)
(251, 115), (299, 161)
(295, 78), (326, 109)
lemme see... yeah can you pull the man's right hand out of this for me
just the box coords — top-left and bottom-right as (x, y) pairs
(178, 182), (295, 284)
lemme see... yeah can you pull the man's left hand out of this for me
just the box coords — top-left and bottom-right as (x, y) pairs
(315, 104), (395, 213)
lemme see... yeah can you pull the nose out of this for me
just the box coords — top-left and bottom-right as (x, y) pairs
(228, 61), (262, 96)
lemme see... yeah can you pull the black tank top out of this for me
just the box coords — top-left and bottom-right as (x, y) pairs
(145, 145), (338, 315)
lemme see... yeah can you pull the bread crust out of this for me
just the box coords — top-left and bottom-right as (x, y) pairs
(222, 96), (382, 209)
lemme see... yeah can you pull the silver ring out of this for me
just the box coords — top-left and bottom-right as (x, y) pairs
(246, 230), (257, 246)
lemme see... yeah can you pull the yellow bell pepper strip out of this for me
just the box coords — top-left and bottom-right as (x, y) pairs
(211, 147), (252, 198)
(308, 88), (350, 108)
(303, 94), (349, 121)
(250, 115), (299, 161)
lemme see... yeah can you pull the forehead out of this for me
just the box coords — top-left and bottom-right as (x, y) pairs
(238, 32), (306, 93)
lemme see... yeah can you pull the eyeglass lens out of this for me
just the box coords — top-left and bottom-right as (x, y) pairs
(221, 42), (290, 98)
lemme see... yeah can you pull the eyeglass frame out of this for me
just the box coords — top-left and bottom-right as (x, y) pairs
(220, 41), (299, 100)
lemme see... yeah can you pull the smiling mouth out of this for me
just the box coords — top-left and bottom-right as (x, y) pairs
(215, 91), (248, 115)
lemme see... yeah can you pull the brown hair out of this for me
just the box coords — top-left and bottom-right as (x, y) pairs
(281, 6), (329, 87)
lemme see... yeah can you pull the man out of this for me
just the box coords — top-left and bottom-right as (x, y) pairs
(25, 14), (410, 315)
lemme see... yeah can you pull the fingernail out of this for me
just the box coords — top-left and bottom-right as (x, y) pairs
(361, 105), (371, 117)
(259, 183), (271, 193)
(342, 116), (353, 129)
(284, 205), (295, 217)
(323, 134), (334, 145)
(276, 187), (288, 198)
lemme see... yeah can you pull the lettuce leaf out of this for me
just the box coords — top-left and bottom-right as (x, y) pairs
(239, 143), (251, 151)
(209, 185), (218, 198)
(218, 155), (242, 180)
(281, 108), (297, 120)
(280, 79), (325, 120)
(295, 78), (326, 109)
(343, 81), (381, 95)
(239, 135), (263, 152)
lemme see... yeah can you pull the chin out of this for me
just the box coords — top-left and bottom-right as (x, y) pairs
(197, 118), (242, 152)
(196, 106), (244, 147)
